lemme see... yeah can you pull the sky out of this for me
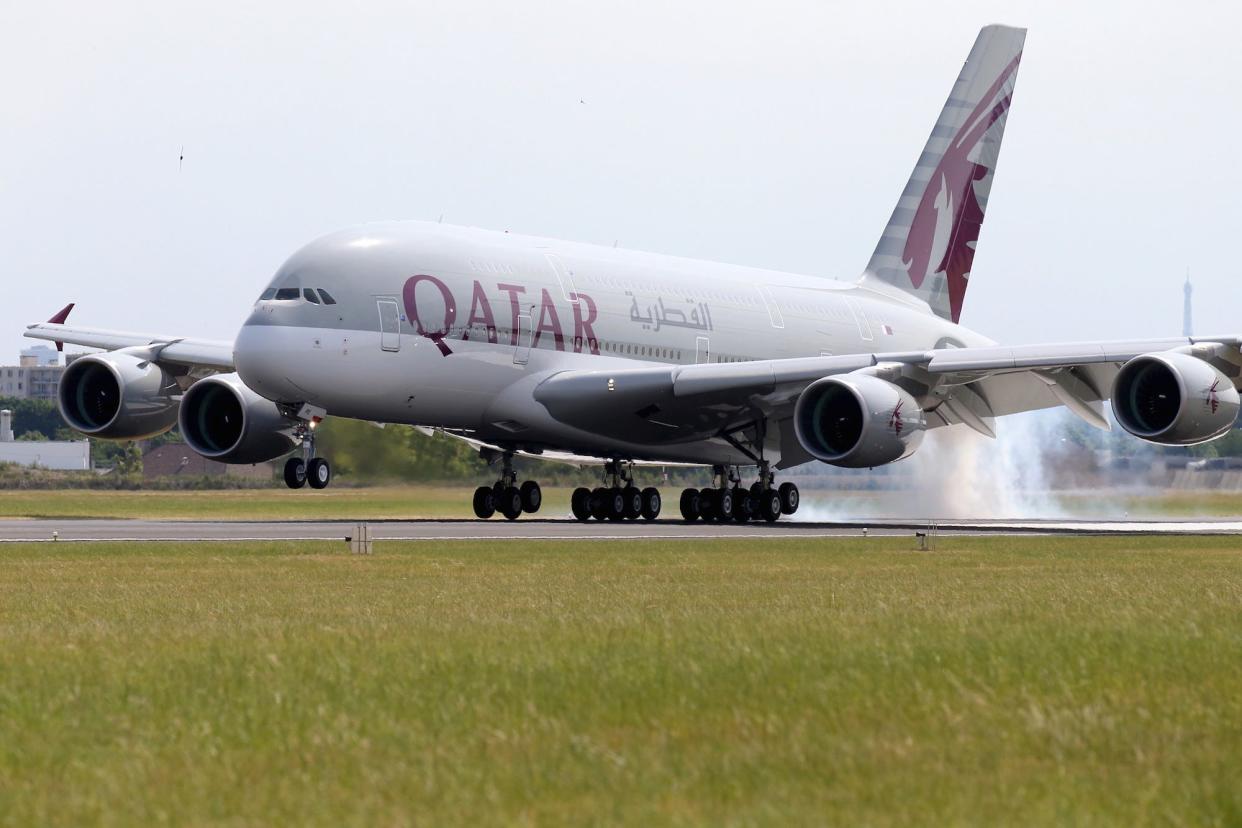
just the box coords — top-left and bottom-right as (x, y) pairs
(3, 0), (1239, 362)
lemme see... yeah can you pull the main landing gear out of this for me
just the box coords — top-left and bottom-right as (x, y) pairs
(472, 452), (543, 521)
(678, 464), (798, 523)
(283, 419), (331, 490)
(570, 460), (661, 523)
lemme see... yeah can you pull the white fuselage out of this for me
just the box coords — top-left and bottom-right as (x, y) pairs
(234, 221), (990, 466)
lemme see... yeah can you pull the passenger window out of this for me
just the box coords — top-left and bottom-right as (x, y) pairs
(303, 288), (321, 304)
(259, 288), (277, 300)
(318, 289), (337, 305)
(275, 288), (300, 300)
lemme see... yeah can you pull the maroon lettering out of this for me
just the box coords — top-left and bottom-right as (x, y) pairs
(496, 283), (527, 346)
(402, 274), (456, 356)
(571, 292), (600, 355)
(463, 280), (498, 344)
(533, 288), (565, 351)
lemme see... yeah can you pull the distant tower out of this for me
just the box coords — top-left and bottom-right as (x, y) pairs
(1183, 269), (1193, 337)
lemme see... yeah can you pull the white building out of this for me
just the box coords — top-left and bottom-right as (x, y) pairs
(0, 409), (91, 470)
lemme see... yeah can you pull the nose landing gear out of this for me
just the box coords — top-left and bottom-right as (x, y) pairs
(284, 416), (331, 490)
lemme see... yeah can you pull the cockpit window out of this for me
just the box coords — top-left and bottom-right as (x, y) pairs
(303, 288), (321, 304)
(318, 289), (337, 305)
(259, 288), (277, 300)
(274, 288), (300, 300)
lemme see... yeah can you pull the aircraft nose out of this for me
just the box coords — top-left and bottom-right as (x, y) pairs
(234, 322), (301, 401)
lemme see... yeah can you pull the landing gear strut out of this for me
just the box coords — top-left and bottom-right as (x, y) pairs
(284, 417), (330, 490)
(473, 451), (543, 521)
(570, 460), (660, 523)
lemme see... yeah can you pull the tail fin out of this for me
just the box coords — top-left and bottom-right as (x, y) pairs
(860, 24), (1026, 323)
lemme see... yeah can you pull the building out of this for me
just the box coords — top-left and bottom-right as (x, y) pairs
(0, 350), (88, 400)
(20, 345), (60, 366)
(0, 409), (91, 470)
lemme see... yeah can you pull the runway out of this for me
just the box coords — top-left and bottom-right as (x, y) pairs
(2, 517), (1241, 542)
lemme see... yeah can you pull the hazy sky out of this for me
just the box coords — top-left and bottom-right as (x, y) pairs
(4, 0), (1239, 361)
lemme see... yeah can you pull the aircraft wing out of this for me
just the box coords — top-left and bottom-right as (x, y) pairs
(24, 321), (234, 372)
(532, 336), (1242, 466)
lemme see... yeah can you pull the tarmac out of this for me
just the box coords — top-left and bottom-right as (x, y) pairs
(2, 517), (1241, 542)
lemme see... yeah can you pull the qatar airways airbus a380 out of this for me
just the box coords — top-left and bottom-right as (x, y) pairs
(26, 25), (1241, 523)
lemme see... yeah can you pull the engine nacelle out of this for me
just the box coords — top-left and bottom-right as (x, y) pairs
(1111, 351), (1239, 445)
(793, 373), (926, 468)
(179, 373), (300, 464)
(58, 352), (180, 440)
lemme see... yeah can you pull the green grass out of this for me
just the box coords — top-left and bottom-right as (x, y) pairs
(2, 536), (1242, 824)
(0, 485), (521, 520)
(1, 485), (1240, 521)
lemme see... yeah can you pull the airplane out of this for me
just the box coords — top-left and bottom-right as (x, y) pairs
(25, 24), (1241, 524)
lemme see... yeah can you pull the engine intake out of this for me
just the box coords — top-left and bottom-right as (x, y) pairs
(794, 373), (926, 468)
(179, 373), (300, 464)
(58, 353), (179, 439)
(1112, 352), (1239, 445)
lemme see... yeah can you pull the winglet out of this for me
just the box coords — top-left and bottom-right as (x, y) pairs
(46, 303), (75, 352)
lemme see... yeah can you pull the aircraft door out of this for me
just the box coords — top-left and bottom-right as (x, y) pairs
(695, 336), (710, 364)
(514, 310), (533, 364)
(377, 299), (401, 352)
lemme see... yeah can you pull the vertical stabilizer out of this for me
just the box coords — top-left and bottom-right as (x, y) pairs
(861, 25), (1026, 323)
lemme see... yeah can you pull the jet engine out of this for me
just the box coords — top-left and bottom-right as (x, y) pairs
(179, 373), (301, 464)
(1111, 351), (1239, 445)
(58, 352), (180, 440)
(793, 373), (926, 468)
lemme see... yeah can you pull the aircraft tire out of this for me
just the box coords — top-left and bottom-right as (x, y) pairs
(779, 482), (800, 515)
(679, 488), (700, 522)
(283, 458), (307, 489)
(716, 487), (735, 522)
(641, 487), (661, 521)
(698, 488), (717, 521)
(622, 486), (643, 520)
(606, 488), (627, 521)
(590, 487), (611, 521)
(732, 487), (752, 522)
(520, 480), (542, 513)
(571, 487), (592, 522)
(472, 486), (496, 519)
(499, 486), (524, 521)
(759, 489), (782, 522)
(307, 458), (331, 489)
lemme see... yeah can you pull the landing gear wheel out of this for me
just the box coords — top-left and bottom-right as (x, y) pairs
(698, 488), (718, 521)
(571, 487), (592, 522)
(679, 488), (701, 522)
(590, 487), (611, 521)
(284, 457), (307, 489)
(606, 488), (627, 521)
(732, 486), (753, 522)
(641, 487), (661, 521)
(759, 489), (782, 522)
(520, 480), (542, 514)
(307, 457), (331, 489)
(716, 487), (735, 522)
(499, 486), (523, 521)
(779, 482), (800, 515)
(622, 486), (643, 520)
(473, 486), (496, 519)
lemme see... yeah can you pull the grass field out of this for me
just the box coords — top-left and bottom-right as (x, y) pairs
(2, 536), (1242, 824)
(0, 485), (1240, 521)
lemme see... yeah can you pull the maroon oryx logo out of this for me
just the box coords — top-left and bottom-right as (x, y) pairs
(889, 400), (904, 436)
(1206, 379), (1221, 414)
